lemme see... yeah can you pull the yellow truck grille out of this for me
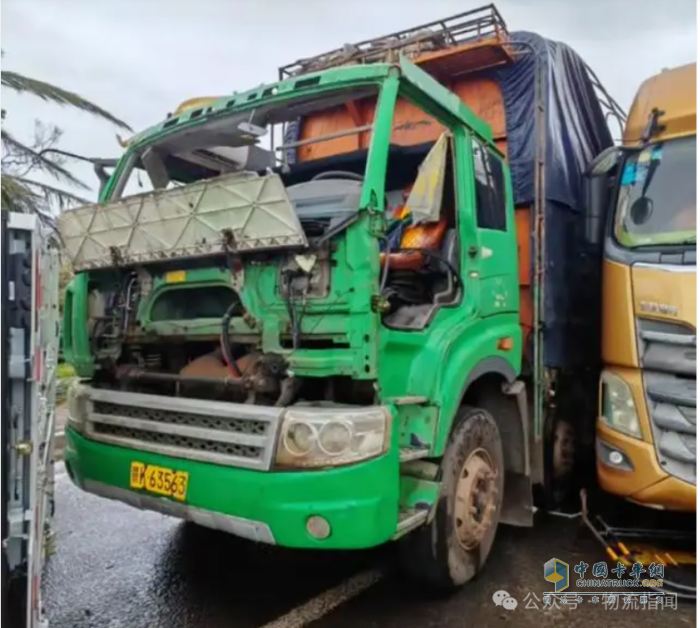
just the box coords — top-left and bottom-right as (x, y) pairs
(638, 318), (696, 485)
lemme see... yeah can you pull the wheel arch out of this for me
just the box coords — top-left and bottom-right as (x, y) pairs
(433, 356), (518, 456)
(438, 357), (534, 527)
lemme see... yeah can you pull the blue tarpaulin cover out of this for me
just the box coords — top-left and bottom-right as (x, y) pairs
(494, 32), (613, 368)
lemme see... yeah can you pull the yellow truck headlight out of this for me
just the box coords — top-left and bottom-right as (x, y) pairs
(275, 406), (391, 468)
(66, 380), (89, 432)
(600, 371), (642, 439)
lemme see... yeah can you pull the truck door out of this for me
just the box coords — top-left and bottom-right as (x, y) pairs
(470, 137), (517, 318)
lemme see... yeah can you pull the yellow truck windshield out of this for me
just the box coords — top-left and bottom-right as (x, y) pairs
(614, 135), (696, 247)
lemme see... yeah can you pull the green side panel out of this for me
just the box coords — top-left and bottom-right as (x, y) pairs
(379, 313), (521, 457)
(65, 428), (400, 549)
(399, 476), (440, 511)
(62, 274), (93, 377)
(476, 159), (520, 318)
(397, 404), (439, 449)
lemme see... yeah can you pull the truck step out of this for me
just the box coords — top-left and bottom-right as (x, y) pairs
(386, 396), (428, 406)
(399, 447), (431, 463)
(393, 508), (430, 539)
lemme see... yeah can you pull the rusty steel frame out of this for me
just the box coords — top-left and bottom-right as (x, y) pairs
(278, 4), (509, 80)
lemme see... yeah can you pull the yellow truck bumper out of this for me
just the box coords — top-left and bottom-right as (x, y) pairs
(596, 422), (696, 512)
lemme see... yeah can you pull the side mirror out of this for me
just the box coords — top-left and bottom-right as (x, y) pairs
(583, 172), (610, 247)
(92, 159), (119, 201)
(583, 145), (642, 246)
(586, 146), (622, 177)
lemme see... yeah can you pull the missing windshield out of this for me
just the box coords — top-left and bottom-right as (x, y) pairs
(107, 86), (383, 241)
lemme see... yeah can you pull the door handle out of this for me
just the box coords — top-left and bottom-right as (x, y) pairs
(468, 246), (478, 259)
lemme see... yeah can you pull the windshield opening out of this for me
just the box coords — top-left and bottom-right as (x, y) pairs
(108, 86), (380, 201)
(613, 135), (696, 248)
(106, 83), (446, 242)
(106, 86), (389, 240)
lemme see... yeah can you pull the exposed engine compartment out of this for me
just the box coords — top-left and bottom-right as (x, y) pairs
(96, 342), (377, 408)
(85, 240), (379, 409)
(60, 93), (461, 410)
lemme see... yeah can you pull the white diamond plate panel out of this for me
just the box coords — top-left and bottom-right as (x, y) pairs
(58, 172), (308, 270)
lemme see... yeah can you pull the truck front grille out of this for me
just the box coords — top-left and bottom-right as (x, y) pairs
(84, 388), (283, 470)
(93, 424), (263, 459)
(638, 318), (697, 485)
(93, 402), (269, 435)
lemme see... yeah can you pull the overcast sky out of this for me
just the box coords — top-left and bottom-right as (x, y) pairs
(2, 0), (697, 201)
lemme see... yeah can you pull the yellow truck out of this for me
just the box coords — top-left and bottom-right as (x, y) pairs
(588, 63), (696, 512)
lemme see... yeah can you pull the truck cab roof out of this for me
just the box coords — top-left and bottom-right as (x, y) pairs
(624, 62), (696, 145)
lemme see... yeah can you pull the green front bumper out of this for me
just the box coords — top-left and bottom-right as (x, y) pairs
(64, 427), (400, 549)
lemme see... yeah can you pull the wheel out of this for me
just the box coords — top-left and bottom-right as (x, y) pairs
(540, 416), (580, 512)
(399, 406), (504, 590)
(551, 419), (576, 499)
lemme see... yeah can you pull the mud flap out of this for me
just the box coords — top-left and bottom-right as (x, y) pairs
(500, 380), (534, 527)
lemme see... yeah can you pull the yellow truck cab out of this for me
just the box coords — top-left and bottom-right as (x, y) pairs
(588, 63), (696, 511)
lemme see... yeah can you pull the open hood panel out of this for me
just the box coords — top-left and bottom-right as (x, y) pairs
(58, 172), (308, 271)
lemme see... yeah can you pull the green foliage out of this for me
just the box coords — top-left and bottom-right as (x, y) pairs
(1, 63), (131, 213)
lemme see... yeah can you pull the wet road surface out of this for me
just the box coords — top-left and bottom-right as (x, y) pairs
(46, 467), (695, 628)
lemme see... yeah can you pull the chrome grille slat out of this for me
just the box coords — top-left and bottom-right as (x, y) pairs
(637, 316), (697, 486)
(640, 330), (696, 347)
(658, 431), (696, 464)
(638, 318), (696, 376)
(84, 388), (282, 470)
(646, 380), (696, 407)
(91, 413), (269, 448)
(93, 401), (269, 435)
(681, 434), (697, 456)
(652, 404), (696, 435)
(679, 405), (696, 425)
(93, 424), (262, 459)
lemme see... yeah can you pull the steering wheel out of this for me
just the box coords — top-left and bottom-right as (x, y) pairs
(311, 170), (364, 182)
(310, 170), (391, 213)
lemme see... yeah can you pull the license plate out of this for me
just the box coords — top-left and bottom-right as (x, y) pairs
(129, 461), (189, 501)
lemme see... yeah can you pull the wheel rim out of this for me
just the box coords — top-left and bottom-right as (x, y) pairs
(454, 447), (499, 550)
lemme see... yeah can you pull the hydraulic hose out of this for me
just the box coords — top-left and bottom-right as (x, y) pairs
(220, 302), (242, 379)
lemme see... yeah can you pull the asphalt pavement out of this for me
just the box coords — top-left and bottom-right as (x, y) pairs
(45, 466), (696, 628)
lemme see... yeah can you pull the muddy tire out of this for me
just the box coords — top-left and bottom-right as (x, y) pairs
(398, 406), (504, 590)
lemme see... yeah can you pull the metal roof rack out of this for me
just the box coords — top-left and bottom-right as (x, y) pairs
(279, 4), (510, 80)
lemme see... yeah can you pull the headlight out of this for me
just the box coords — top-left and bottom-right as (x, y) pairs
(600, 371), (642, 439)
(66, 381), (89, 432)
(275, 406), (391, 468)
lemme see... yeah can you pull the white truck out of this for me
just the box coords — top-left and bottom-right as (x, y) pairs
(2, 211), (61, 628)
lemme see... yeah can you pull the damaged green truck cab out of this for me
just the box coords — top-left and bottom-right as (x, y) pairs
(61, 59), (526, 589)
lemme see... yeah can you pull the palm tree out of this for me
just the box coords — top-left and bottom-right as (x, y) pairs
(1, 67), (132, 213)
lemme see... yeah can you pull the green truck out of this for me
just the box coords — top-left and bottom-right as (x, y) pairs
(58, 9), (620, 589)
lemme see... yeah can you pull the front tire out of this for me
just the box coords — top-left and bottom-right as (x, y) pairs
(399, 406), (504, 590)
